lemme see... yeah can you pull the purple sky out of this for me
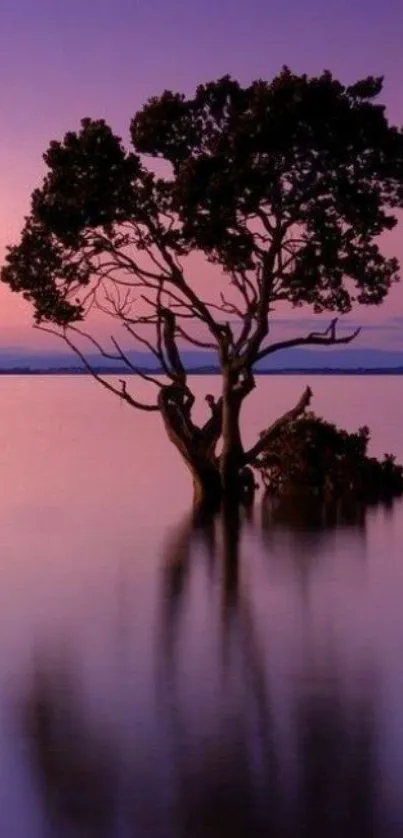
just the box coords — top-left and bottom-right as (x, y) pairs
(1, 0), (403, 351)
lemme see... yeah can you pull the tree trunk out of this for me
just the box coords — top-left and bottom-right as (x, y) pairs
(167, 432), (222, 513)
(190, 458), (223, 512)
(220, 373), (244, 504)
(158, 385), (223, 513)
(158, 379), (254, 513)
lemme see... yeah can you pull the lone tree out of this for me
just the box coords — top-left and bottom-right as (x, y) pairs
(2, 69), (403, 509)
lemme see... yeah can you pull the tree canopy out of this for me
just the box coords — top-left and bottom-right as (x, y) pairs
(2, 68), (403, 506)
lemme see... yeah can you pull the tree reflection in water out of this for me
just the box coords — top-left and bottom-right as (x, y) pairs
(19, 499), (403, 837)
(21, 657), (118, 837)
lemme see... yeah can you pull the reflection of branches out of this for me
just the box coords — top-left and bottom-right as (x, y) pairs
(155, 508), (388, 836)
(158, 509), (218, 677)
(21, 660), (117, 837)
(19, 643), (385, 838)
(262, 492), (369, 530)
(261, 493), (368, 563)
(157, 509), (285, 836)
(295, 663), (380, 838)
(260, 495), (370, 609)
(19, 503), (397, 836)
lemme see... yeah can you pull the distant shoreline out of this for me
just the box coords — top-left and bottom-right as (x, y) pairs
(0, 367), (403, 376)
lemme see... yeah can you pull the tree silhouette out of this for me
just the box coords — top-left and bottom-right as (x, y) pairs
(3, 69), (403, 508)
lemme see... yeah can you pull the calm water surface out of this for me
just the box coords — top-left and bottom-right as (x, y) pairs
(0, 375), (402, 837)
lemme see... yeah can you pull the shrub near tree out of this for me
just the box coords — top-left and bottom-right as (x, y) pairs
(256, 411), (403, 503)
(3, 69), (403, 509)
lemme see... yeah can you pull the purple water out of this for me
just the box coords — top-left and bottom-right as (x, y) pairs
(0, 375), (401, 837)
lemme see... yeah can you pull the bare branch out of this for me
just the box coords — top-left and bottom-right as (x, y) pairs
(161, 308), (187, 385)
(201, 394), (223, 458)
(155, 285), (172, 378)
(237, 226), (283, 367)
(256, 318), (361, 363)
(219, 292), (244, 318)
(110, 336), (163, 387)
(87, 232), (165, 283)
(140, 290), (195, 316)
(255, 208), (276, 235)
(169, 305), (208, 319)
(34, 325), (160, 412)
(231, 269), (258, 307)
(175, 324), (216, 350)
(124, 322), (174, 380)
(244, 386), (313, 465)
(68, 325), (121, 363)
(134, 218), (224, 342)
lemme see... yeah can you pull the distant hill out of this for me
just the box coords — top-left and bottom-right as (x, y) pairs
(1, 346), (403, 372)
(254, 348), (403, 370)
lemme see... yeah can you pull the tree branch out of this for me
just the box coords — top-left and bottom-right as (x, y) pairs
(140, 219), (224, 342)
(34, 325), (160, 412)
(110, 336), (163, 387)
(175, 324), (216, 350)
(201, 394), (223, 459)
(161, 308), (186, 385)
(237, 227), (283, 368)
(123, 321), (174, 380)
(244, 385), (313, 465)
(255, 318), (361, 363)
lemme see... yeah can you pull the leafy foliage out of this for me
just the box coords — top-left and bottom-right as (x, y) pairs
(2, 69), (403, 339)
(132, 70), (403, 312)
(256, 412), (403, 502)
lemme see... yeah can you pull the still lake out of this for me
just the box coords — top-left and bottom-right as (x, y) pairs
(0, 374), (402, 837)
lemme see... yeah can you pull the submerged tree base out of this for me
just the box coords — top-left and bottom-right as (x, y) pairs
(255, 412), (403, 506)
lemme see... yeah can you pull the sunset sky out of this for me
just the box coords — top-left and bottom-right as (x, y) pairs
(1, 0), (403, 354)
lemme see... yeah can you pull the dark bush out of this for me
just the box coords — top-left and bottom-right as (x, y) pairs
(256, 412), (403, 503)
